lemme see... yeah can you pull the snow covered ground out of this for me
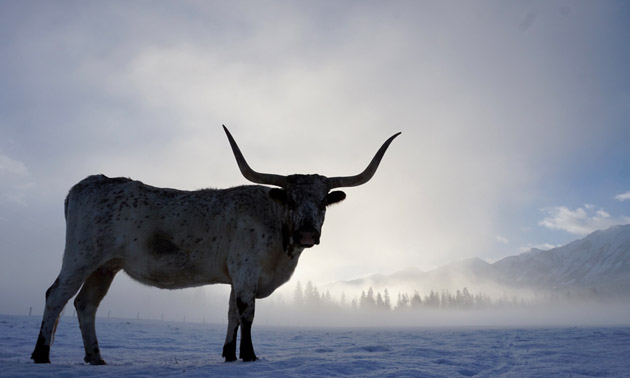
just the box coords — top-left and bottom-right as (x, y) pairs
(2, 314), (629, 377)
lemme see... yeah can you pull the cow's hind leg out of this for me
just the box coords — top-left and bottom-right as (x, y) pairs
(222, 287), (239, 362)
(74, 264), (119, 365)
(32, 274), (85, 363)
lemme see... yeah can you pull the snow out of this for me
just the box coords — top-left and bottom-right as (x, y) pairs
(2, 314), (629, 377)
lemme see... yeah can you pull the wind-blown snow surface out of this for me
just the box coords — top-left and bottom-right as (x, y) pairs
(2, 315), (629, 377)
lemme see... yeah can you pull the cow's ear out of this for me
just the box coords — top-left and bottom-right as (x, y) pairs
(326, 191), (346, 206)
(269, 188), (288, 204)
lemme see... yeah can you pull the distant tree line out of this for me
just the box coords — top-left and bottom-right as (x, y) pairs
(392, 287), (497, 310)
(291, 281), (577, 312)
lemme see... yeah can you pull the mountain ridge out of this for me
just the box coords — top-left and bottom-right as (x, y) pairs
(325, 224), (630, 298)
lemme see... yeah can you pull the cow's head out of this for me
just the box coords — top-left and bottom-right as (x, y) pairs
(223, 125), (400, 251)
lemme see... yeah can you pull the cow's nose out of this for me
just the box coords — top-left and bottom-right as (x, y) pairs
(295, 227), (320, 247)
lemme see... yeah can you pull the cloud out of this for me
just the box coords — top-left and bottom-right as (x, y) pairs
(495, 236), (509, 244)
(0, 154), (29, 176)
(539, 205), (630, 236)
(615, 191), (630, 202)
(0, 153), (33, 206)
(519, 243), (558, 252)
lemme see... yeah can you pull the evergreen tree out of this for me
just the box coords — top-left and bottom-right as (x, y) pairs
(304, 281), (321, 306)
(340, 292), (347, 307)
(359, 290), (367, 309)
(383, 289), (391, 310)
(312, 286), (321, 305)
(426, 290), (440, 307)
(461, 287), (473, 308)
(293, 281), (304, 306)
(411, 291), (422, 309)
(440, 290), (453, 308)
(376, 292), (385, 309)
(366, 287), (376, 308)
(396, 292), (410, 310)
(351, 298), (358, 310)
(323, 290), (333, 306)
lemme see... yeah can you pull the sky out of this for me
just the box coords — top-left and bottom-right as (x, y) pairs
(1, 0), (630, 318)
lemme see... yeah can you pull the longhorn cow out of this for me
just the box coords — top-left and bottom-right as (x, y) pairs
(32, 125), (400, 364)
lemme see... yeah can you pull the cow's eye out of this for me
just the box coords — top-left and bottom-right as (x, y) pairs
(287, 197), (297, 210)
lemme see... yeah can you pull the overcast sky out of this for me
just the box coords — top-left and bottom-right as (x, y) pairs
(1, 1), (630, 318)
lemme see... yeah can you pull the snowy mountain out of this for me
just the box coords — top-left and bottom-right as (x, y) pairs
(493, 224), (630, 295)
(328, 224), (630, 298)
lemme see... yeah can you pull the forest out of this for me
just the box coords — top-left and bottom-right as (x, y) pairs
(290, 281), (601, 313)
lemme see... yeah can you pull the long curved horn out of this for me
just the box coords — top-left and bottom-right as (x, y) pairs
(223, 125), (288, 187)
(328, 132), (401, 189)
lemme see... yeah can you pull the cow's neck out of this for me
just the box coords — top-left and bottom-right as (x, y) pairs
(281, 223), (305, 259)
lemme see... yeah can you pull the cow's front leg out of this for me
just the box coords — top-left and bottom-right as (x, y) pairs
(236, 292), (258, 361)
(235, 290), (257, 362)
(224, 269), (258, 361)
(222, 288), (239, 362)
(227, 262), (260, 362)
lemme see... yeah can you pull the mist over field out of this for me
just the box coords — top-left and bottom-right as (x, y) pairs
(17, 225), (629, 330)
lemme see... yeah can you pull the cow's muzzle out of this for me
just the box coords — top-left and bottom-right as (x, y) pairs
(294, 227), (320, 248)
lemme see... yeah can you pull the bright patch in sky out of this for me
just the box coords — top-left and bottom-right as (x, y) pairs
(1, 1), (629, 318)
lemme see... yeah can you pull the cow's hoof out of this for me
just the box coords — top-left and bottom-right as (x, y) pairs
(31, 346), (51, 363)
(222, 341), (237, 362)
(240, 353), (258, 362)
(223, 354), (237, 362)
(85, 356), (107, 365)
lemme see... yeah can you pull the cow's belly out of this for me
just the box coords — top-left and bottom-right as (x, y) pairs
(122, 253), (231, 290)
